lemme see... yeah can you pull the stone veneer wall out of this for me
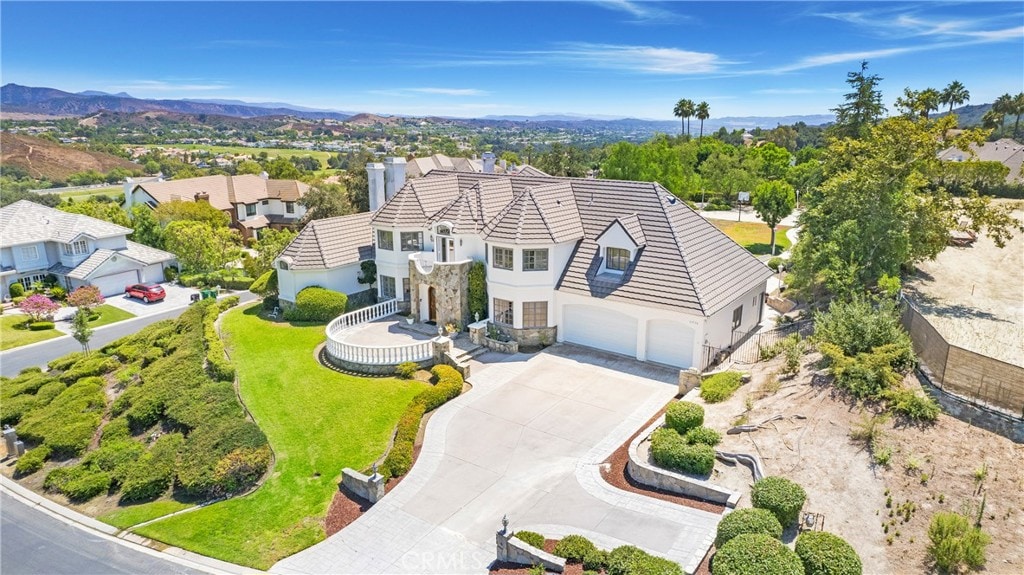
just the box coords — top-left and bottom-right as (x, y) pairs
(408, 260), (472, 328)
(489, 322), (557, 348)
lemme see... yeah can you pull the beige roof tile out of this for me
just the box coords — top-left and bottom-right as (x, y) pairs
(279, 212), (374, 270)
(0, 200), (131, 247)
(132, 175), (308, 211)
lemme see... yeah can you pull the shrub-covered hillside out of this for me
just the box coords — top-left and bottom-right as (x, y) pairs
(2, 297), (269, 502)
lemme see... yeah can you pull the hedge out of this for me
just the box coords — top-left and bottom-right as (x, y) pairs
(795, 531), (862, 575)
(47, 352), (88, 372)
(713, 534), (805, 575)
(715, 508), (783, 548)
(684, 426), (722, 447)
(553, 534), (597, 562)
(752, 476), (807, 528)
(179, 271), (255, 291)
(606, 545), (683, 575)
(29, 321), (55, 331)
(249, 270), (277, 296)
(381, 365), (463, 479)
(58, 356), (119, 384)
(14, 445), (51, 476)
(203, 303), (235, 382)
(665, 401), (704, 434)
(284, 286), (348, 322)
(17, 378), (105, 458)
(43, 465), (112, 501)
(514, 530), (545, 549)
(8, 282), (25, 298)
(650, 427), (716, 476)
(700, 372), (743, 403)
(83, 440), (146, 486)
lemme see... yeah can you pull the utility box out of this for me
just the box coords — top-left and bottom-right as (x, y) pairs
(3, 426), (18, 457)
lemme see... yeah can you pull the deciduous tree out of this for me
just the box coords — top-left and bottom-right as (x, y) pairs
(67, 285), (104, 315)
(163, 221), (241, 273)
(751, 180), (796, 255)
(59, 200), (131, 227)
(299, 182), (353, 223)
(153, 199), (230, 228)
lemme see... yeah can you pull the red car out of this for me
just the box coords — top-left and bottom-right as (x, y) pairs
(125, 283), (166, 303)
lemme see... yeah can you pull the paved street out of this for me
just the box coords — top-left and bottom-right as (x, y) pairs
(0, 492), (208, 575)
(0, 292), (256, 376)
(273, 345), (721, 574)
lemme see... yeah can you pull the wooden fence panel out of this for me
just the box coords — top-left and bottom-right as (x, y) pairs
(943, 347), (1024, 417)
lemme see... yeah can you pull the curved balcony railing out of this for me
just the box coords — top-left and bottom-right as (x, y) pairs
(410, 251), (435, 275)
(327, 299), (398, 334)
(324, 298), (434, 366)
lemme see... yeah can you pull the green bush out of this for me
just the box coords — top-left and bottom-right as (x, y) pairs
(713, 534), (805, 575)
(701, 372), (743, 403)
(927, 511), (990, 573)
(814, 297), (914, 361)
(795, 531), (863, 575)
(8, 282), (25, 298)
(752, 476), (807, 528)
(29, 321), (55, 331)
(684, 426), (722, 446)
(120, 433), (184, 501)
(163, 266), (178, 282)
(767, 257), (785, 273)
(606, 545), (683, 575)
(12, 296), (26, 305)
(219, 295), (240, 310)
(515, 530), (545, 549)
(250, 270), (278, 296)
(665, 401), (704, 434)
(211, 445), (271, 495)
(553, 534), (597, 562)
(715, 508), (783, 548)
(14, 445), (51, 476)
(58, 356), (119, 383)
(50, 287), (66, 300)
(881, 387), (940, 422)
(395, 361), (419, 379)
(468, 261), (488, 320)
(204, 305), (235, 382)
(47, 352), (88, 372)
(382, 366), (463, 479)
(283, 286), (347, 322)
(583, 549), (610, 571)
(18, 378), (105, 458)
(83, 440), (145, 485)
(44, 465), (111, 501)
(820, 343), (908, 399)
(650, 428), (715, 476)
(175, 419), (267, 497)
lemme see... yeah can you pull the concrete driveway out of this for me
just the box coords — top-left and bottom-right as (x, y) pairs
(273, 345), (721, 574)
(103, 282), (199, 317)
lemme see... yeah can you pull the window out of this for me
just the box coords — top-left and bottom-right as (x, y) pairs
(522, 249), (548, 271)
(19, 246), (38, 261)
(436, 224), (451, 236)
(606, 247), (630, 272)
(493, 298), (514, 325)
(400, 232), (423, 251)
(732, 306), (743, 330)
(522, 301), (548, 328)
(402, 277), (410, 301)
(19, 274), (46, 289)
(377, 230), (394, 250)
(380, 275), (396, 299)
(754, 293), (760, 307)
(492, 246), (513, 270)
(245, 203), (257, 217)
(261, 199), (269, 205)
(62, 240), (88, 256)
(286, 201), (295, 214)
(278, 260), (289, 270)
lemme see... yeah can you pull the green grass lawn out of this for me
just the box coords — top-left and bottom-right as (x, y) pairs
(136, 144), (335, 165)
(0, 315), (61, 351)
(88, 304), (135, 328)
(134, 304), (426, 569)
(58, 186), (122, 201)
(99, 500), (194, 530)
(710, 220), (792, 256)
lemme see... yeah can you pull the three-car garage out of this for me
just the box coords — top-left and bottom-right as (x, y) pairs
(558, 300), (698, 369)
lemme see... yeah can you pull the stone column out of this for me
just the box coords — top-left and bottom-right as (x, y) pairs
(678, 368), (701, 395)
(433, 336), (452, 364)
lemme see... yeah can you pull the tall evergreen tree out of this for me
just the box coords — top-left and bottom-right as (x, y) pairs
(830, 61), (886, 139)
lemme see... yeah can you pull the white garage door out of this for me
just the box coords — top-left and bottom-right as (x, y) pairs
(647, 320), (696, 368)
(561, 304), (638, 358)
(91, 270), (140, 297)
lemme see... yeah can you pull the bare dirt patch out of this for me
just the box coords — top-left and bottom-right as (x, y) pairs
(905, 204), (1024, 367)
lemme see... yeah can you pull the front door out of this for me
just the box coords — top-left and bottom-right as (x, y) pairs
(428, 287), (437, 322)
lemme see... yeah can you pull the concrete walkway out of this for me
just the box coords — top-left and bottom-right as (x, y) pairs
(698, 206), (802, 227)
(272, 345), (721, 574)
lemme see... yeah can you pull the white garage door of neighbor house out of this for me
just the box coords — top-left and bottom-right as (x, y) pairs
(561, 304), (638, 358)
(646, 320), (695, 368)
(91, 270), (140, 297)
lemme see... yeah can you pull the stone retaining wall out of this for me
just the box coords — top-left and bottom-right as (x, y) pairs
(342, 467), (385, 503)
(495, 530), (565, 572)
(918, 367), (1024, 443)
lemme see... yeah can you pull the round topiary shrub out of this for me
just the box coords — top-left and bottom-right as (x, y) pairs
(650, 428), (716, 476)
(700, 371), (743, 403)
(29, 321), (56, 331)
(9, 282), (25, 298)
(713, 533), (805, 575)
(795, 531), (863, 575)
(715, 508), (784, 548)
(665, 400), (704, 434)
(553, 534), (597, 562)
(284, 286), (348, 322)
(607, 545), (682, 575)
(514, 530), (545, 549)
(684, 425), (722, 446)
(752, 476), (807, 528)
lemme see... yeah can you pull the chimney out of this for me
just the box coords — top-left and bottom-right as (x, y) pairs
(260, 171), (269, 180)
(194, 191), (210, 203)
(482, 152), (496, 174)
(123, 177), (134, 211)
(367, 162), (386, 212)
(383, 157), (407, 201)
(500, 159), (507, 171)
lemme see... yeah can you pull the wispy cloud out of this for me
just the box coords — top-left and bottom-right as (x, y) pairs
(817, 8), (1023, 41)
(367, 87), (490, 98)
(109, 80), (227, 92)
(591, 0), (681, 23)
(542, 42), (724, 74)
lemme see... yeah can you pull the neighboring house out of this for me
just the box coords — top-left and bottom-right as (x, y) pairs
(938, 138), (1024, 184)
(276, 212), (375, 303)
(123, 173), (310, 239)
(0, 200), (177, 298)
(405, 152), (508, 178)
(275, 160), (772, 370)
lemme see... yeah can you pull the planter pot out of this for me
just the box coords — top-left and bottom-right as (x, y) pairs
(406, 317), (415, 325)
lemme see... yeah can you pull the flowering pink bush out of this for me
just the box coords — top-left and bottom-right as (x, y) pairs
(19, 294), (60, 322)
(67, 285), (105, 312)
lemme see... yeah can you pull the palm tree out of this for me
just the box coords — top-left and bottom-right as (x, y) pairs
(673, 99), (687, 135)
(695, 101), (710, 140)
(940, 80), (970, 114)
(992, 93), (1015, 137)
(682, 99), (696, 136)
(918, 88), (940, 119)
(1013, 93), (1024, 139)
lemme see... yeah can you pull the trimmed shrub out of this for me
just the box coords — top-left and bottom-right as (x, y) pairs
(650, 427), (716, 476)
(44, 465), (111, 501)
(927, 511), (990, 573)
(58, 356), (119, 383)
(12, 296), (25, 305)
(716, 508), (783, 548)
(29, 321), (55, 331)
(284, 286), (347, 322)
(515, 530), (545, 549)
(395, 361), (418, 379)
(752, 476), (807, 528)
(881, 387), (940, 422)
(176, 419), (267, 497)
(795, 531), (863, 575)
(219, 295), (240, 310)
(8, 282), (25, 298)
(606, 545), (683, 575)
(713, 533), (805, 575)
(18, 378), (105, 458)
(684, 426), (722, 447)
(767, 257), (785, 272)
(14, 445), (51, 476)
(203, 305), (235, 382)
(250, 270), (278, 297)
(211, 445), (272, 495)
(700, 371), (743, 403)
(83, 440), (146, 485)
(583, 549), (610, 571)
(381, 366), (463, 479)
(120, 433), (184, 501)
(553, 534), (597, 562)
(665, 401), (704, 434)
(47, 352), (88, 372)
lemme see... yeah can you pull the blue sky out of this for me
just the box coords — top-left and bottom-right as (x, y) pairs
(2, 1), (1022, 120)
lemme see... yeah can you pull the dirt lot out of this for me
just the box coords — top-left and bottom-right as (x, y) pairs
(696, 354), (1024, 574)
(905, 204), (1024, 367)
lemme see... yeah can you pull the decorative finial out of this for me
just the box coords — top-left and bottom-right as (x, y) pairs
(372, 462), (378, 477)
(501, 514), (509, 533)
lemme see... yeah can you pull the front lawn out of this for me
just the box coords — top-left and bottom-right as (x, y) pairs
(134, 304), (427, 569)
(87, 304), (135, 328)
(99, 500), (193, 530)
(710, 220), (792, 255)
(0, 314), (61, 351)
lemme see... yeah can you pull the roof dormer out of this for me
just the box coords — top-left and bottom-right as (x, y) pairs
(595, 214), (645, 276)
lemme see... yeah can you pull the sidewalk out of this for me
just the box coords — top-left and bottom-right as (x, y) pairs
(698, 206), (802, 227)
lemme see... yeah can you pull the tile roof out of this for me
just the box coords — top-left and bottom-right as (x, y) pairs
(132, 175), (309, 211)
(278, 212), (374, 270)
(123, 241), (176, 265)
(405, 153), (507, 178)
(239, 215), (270, 229)
(600, 213), (647, 247)
(510, 165), (551, 178)
(0, 200), (131, 247)
(481, 182), (584, 244)
(66, 249), (115, 279)
(938, 138), (1024, 183)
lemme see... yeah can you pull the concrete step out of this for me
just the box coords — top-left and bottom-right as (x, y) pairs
(455, 345), (487, 361)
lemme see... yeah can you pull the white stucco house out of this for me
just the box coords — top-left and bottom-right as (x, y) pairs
(1, 200), (178, 299)
(276, 158), (772, 370)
